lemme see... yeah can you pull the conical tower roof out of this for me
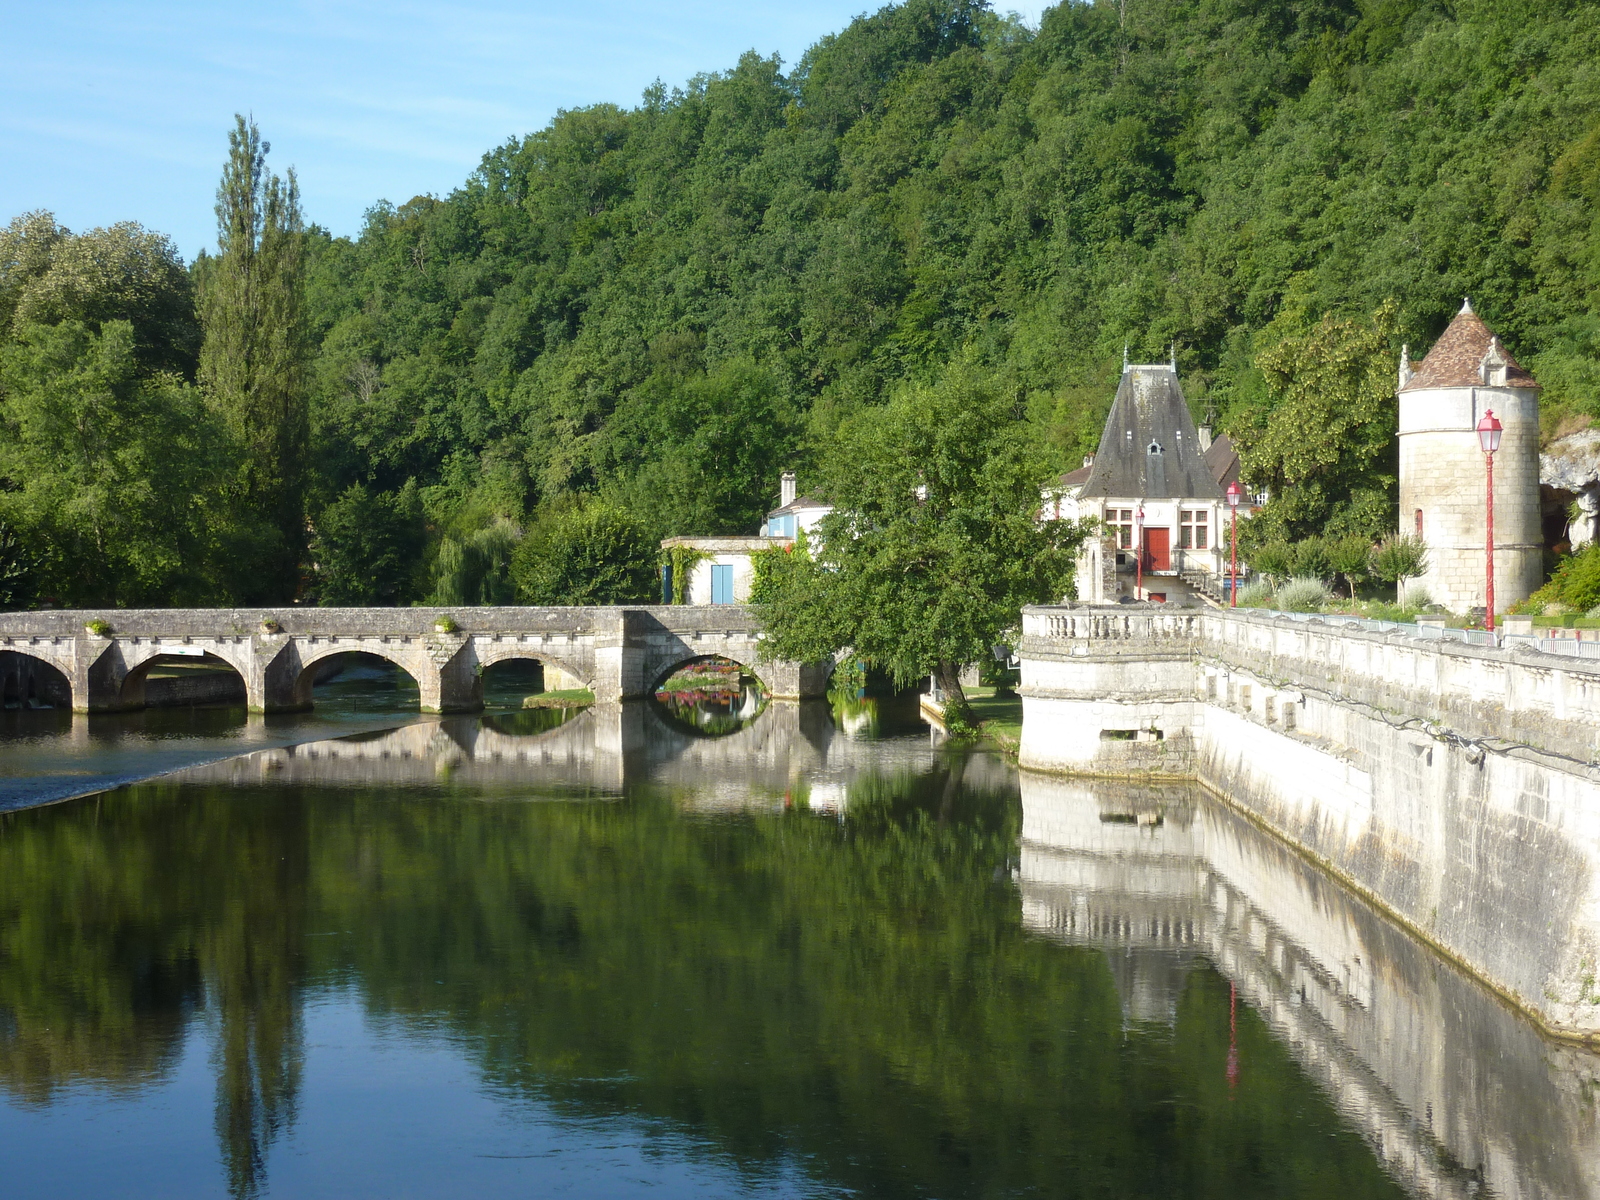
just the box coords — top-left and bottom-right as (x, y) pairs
(1080, 366), (1222, 500)
(1400, 300), (1537, 392)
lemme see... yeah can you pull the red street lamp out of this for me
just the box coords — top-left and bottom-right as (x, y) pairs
(1226, 481), (1243, 607)
(1135, 503), (1146, 601)
(1478, 410), (1503, 632)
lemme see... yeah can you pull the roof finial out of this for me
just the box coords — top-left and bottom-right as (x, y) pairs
(1398, 343), (1413, 390)
(1460, 296), (1474, 315)
(1123, 341), (1129, 371)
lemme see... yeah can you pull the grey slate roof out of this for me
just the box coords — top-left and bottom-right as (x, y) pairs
(1079, 366), (1224, 501)
(1203, 432), (1241, 490)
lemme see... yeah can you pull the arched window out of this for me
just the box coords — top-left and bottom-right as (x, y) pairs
(1414, 509), (1424, 536)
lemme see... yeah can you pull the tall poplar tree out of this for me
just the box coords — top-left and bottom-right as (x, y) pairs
(197, 115), (309, 602)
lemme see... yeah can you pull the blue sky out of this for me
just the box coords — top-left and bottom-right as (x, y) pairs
(3, 1), (1045, 263)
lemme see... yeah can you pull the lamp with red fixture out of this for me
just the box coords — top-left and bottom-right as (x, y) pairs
(1477, 410), (1502, 632)
(1225, 481), (1243, 607)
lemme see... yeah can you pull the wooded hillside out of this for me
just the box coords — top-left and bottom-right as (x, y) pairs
(4, 0), (1599, 604)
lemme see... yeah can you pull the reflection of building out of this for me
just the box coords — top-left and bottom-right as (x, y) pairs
(1054, 359), (1247, 604)
(1018, 774), (1600, 1200)
(660, 472), (833, 606)
(1398, 300), (1543, 613)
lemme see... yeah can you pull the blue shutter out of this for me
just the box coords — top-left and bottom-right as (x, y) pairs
(711, 563), (734, 605)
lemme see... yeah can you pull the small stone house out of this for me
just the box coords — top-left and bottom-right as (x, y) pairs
(661, 473), (833, 606)
(763, 471), (833, 539)
(1059, 359), (1248, 604)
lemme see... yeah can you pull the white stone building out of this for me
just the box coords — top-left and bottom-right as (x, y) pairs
(1060, 361), (1248, 603)
(1398, 300), (1542, 614)
(661, 472), (834, 606)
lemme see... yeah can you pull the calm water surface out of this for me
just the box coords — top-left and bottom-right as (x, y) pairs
(1, 688), (1597, 1199)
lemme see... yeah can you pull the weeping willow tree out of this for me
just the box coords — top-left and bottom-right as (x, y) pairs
(429, 518), (521, 606)
(196, 115), (310, 603)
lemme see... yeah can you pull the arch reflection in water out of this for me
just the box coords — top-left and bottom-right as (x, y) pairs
(1018, 774), (1600, 1200)
(183, 698), (945, 809)
(651, 657), (767, 735)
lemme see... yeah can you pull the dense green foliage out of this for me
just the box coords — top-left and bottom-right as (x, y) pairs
(750, 365), (1086, 714)
(1519, 539), (1600, 612)
(0, 763), (1408, 1200)
(0, 214), (266, 606)
(308, 480), (425, 605)
(508, 498), (658, 604)
(5, 0), (1600, 605)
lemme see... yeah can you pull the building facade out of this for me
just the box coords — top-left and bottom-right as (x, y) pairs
(1064, 362), (1240, 603)
(1398, 300), (1542, 614)
(661, 473), (834, 606)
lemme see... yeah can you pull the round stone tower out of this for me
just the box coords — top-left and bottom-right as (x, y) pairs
(1397, 300), (1542, 614)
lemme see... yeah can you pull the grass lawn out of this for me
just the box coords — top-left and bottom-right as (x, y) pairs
(965, 686), (1022, 750)
(522, 688), (595, 709)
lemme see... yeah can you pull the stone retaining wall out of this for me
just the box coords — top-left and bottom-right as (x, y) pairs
(1018, 604), (1600, 1042)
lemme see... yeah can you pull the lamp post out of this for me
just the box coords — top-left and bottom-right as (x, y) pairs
(1478, 409), (1503, 632)
(1225, 481), (1243, 607)
(1135, 503), (1145, 601)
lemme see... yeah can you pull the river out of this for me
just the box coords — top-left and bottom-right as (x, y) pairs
(0, 678), (1596, 1199)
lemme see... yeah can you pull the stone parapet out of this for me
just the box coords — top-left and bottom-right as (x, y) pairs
(0, 606), (828, 713)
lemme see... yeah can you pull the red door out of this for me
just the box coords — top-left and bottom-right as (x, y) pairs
(1144, 527), (1171, 572)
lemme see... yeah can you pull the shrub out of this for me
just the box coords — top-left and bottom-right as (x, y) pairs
(511, 499), (658, 605)
(1289, 537), (1331, 582)
(84, 618), (112, 636)
(1276, 576), (1330, 612)
(1369, 534), (1429, 602)
(1403, 584), (1432, 612)
(1249, 541), (1294, 584)
(1235, 580), (1276, 608)
(1553, 544), (1600, 613)
(433, 615), (459, 634)
(1328, 535), (1372, 597)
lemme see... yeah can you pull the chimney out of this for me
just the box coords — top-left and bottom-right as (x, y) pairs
(1082, 454), (1095, 468)
(780, 471), (797, 507)
(1398, 344), (1413, 390)
(1196, 422), (1213, 454)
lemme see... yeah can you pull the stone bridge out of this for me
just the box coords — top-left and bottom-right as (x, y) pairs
(0, 605), (830, 713)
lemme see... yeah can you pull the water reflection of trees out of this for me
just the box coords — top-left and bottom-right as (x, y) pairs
(0, 791), (308, 1200)
(0, 750), (1439, 1200)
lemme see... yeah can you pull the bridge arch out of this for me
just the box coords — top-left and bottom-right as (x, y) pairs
(473, 643), (593, 694)
(115, 651), (247, 710)
(0, 650), (72, 709)
(283, 646), (427, 712)
(646, 650), (774, 697)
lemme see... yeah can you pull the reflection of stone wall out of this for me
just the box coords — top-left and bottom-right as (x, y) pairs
(1019, 775), (1600, 1200)
(179, 700), (943, 808)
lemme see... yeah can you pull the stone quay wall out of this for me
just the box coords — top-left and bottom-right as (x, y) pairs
(0, 606), (831, 713)
(1018, 604), (1600, 1042)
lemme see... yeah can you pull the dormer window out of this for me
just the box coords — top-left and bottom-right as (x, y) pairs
(1147, 441), (1163, 456)
(1480, 337), (1510, 388)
